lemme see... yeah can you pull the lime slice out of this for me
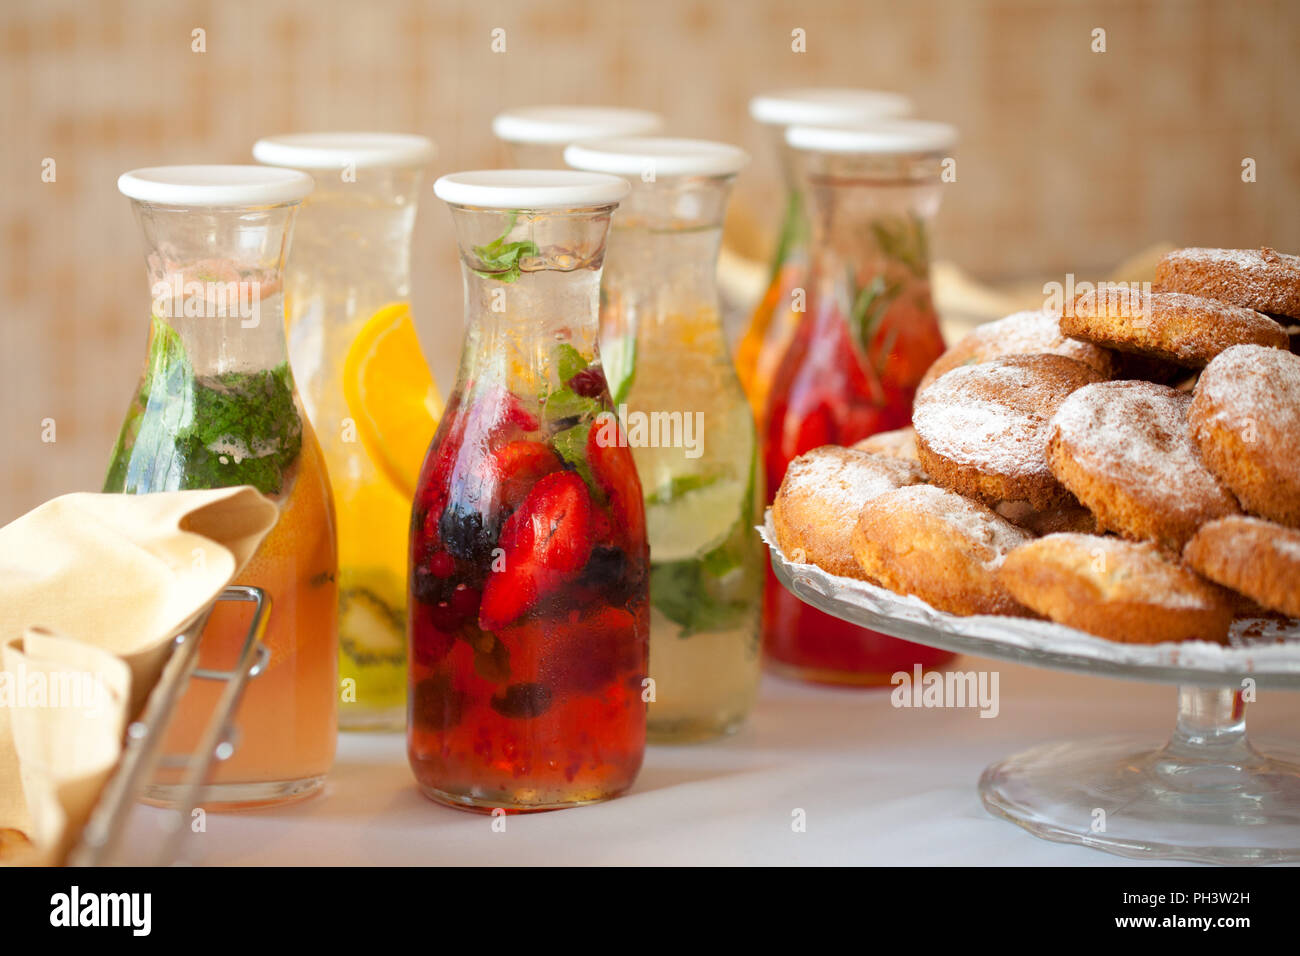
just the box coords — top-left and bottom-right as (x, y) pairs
(602, 331), (637, 405)
(645, 476), (745, 564)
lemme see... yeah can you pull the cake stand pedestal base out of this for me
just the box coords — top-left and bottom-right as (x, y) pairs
(980, 686), (1300, 864)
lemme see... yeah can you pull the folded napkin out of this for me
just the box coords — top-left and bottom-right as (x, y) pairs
(0, 488), (277, 864)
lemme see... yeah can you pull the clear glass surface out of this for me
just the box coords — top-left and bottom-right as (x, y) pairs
(284, 166), (426, 731)
(407, 201), (649, 811)
(599, 174), (763, 742)
(107, 200), (339, 808)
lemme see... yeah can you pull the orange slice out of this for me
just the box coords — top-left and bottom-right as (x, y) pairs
(342, 302), (443, 499)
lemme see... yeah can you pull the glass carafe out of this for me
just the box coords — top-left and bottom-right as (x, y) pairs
(565, 138), (762, 741)
(735, 89), (911, 432)
(763, 121), (957, 685)
(254, 133), (438, 731)
(492, 105), (663, 168)
(107, 166), (338, 807)
(409, 170), (647, 811)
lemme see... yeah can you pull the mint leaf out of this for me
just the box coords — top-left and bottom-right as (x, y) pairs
(555, 343), (588, 382)
(471, 212), (538, 283)
(543, 386), (599, 422)
(551, 422), (599, 497)
(105, 315), (303, 497)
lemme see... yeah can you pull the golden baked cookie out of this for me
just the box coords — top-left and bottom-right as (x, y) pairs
(918, 309), (1114, 391)
(1184, 516), (1300, 618)
(1189, 344), (1300, 527)
(998, 533), (1235, 644)
(772, 446), (925, 578)
(1047, 380), (1239, 553)
(851, 426), (918, 462)
(996, 499), (1098, 536)
(914, 353), (1105, 508)
(1154, 247), (1300, 321)
(852, 484), (1033, 616)
(1059, 287), (1287, 367)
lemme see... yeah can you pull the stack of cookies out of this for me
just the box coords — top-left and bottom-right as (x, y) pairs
(773, 247), (1300, 645)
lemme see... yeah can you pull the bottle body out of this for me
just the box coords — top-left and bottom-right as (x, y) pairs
(106, 199), (338, 805)
(598, 186), (763, 742)
(283, 167), (432, 730)
(408, 202), (647, 810)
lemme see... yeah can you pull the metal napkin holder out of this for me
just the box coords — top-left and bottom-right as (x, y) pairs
(67, 585), (271, 866)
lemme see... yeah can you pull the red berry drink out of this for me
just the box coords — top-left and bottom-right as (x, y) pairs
(763, 120), (959, 684)
(409, 171), (647, 811)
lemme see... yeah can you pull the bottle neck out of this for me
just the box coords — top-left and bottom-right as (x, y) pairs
(597, 175), (732, 337)
(453, 263), (603, 397)
(135, 202), (297, 376)
(287, 168), (423, 309)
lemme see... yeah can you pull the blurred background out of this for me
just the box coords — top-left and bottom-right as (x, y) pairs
(1, 0), (1296, 521)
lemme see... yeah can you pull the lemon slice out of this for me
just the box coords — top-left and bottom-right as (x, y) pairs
(645, 477), (745, 564)
(342, 302), (443, 499)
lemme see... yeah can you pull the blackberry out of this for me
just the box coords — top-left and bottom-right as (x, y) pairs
(438, 504), (494, 562)
(412, 676), (464, 731)
(490, 682), (553, 719)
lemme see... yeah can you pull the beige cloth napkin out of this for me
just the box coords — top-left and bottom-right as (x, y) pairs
(0, 488), (277, 864)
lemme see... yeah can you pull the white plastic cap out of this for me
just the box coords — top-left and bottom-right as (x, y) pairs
(252, 132), (436, 169)
(748, 88), (912, 127)
(564, 137), (749, 178)
(786, 119), (959, 155)
(117, 165), (314, 206)
(492, 106), (664, 145)
(433, 170), (630, 209)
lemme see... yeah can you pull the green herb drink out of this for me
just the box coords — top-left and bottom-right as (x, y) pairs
(566, 138), (763, 741)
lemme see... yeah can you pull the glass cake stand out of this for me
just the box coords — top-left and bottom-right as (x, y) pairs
(762, 518), (1300, 865)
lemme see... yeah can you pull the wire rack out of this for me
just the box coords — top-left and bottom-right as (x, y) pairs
(66, 585), (271, 866)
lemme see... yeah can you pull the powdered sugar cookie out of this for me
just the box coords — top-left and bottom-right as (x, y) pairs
(918, 309), (1114, 391)
(1184, 516), (1300, 618)
(852, 484), (1033, 616)
(1190, 344), (1300, 527)
(999, 533), (1235, 644)
(1154, 247), (1300, 321)
(772, 446), (924, 578)
(1047, 380), (1239, 552)
(1060, 287), (1287, 367)
(914, 354), (1105, 508)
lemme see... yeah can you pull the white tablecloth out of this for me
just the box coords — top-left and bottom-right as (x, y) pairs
(128, 657), (1300, 866)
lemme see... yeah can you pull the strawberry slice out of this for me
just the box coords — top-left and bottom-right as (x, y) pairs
(488, 440), (562, 509)
(586, 414), (645, 547)
(478, 471), (595, 630)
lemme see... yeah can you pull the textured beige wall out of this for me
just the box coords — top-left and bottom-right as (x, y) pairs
(1, 0), (1296, 521)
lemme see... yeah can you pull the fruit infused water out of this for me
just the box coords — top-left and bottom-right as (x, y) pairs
(566, 137), (763, 741)
(254, 133), (440, 730)
(735, 89), (912, 432)
(763, 121), (958, 684)
(107, 166), (337, 807)
(409, 170), (646, 811)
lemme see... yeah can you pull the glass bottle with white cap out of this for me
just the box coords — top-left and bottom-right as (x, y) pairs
(564, 137), (762, 741)
(763, 119), (957, 685)
(253, 132), (438, 731)
(106, 165), (338, 807)
(735, 89), (912, 430)
(409, 170), (647, 810)
(491, 105), (664, 167)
